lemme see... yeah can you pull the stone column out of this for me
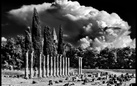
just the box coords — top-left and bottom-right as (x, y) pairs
(78, 57), (80, 75)
(59, 55), (62, 77)
(56, 55), (59, 77)
(80, 57), (82, 75)
(65, 57), (67, 76)
(50, 56), (53, 77)
(30, 50), (34, 78)
(58, 55), (60, 77)
(62, 56), (65, 76)
(25, 50), (29, 79)
(67, 58), (70, 76)
(42, 55), (46, 77)
(38, 52), (42, 77)
(46, 55), (49, 77)
(53, 55), (56, 77)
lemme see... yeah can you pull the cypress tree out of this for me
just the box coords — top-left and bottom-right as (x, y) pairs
(31, 8), (42, 55)
(25, 27), (32, 51)
(43, 26), (53, 56)
(31, 8), (42, 67)
(58, 25), (63, 54)
(52, 28), (57, 56)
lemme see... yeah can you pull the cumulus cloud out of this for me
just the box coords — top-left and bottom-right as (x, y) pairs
(8, 0), (135, 50)
(79, 36), (92, 49)
(1, 37), (7, 41)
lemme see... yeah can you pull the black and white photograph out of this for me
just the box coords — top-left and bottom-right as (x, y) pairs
(1, 0), (136, 86)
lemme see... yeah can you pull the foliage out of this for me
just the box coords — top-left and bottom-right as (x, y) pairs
(31, 8), (42, 67)
(31, 8), (42, 54)
(1, 36), (25, 70)
(58, 25), (64, 54)
(25, 28), (32, 51)
(65, 46), (136, 69)
(43, 26), (54, 56)
(1, 34), (136, 69)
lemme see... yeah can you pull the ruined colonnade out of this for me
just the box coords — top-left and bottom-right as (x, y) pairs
(25, 51), (70, 79)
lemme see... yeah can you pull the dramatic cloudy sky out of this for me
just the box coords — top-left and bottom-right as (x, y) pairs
(1, 0), (136, 50)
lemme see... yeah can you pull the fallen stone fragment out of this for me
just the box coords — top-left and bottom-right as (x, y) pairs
(17, 75), (20, 78)
(9, 75), (12, 78)
(82, 82), (86, 85)
(65, 77), (69, 80)
(13, 75), (17, 78)
(77, 80), (81, 82)
(55, 81), (59, 83)
(59, 80), (63, 83)
(48, 80), (53, 85)
(63, 83), (70, 86)
(32, 80), (37, 84)
(70, 83), (75, 85)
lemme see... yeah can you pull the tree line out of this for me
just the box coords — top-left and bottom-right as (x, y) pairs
(1, 37), (136, 69)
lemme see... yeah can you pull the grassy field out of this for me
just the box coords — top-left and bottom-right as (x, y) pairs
(103, 69), (136, 74)
(73, 69), (136, 74)
(2, 69), (136, 77)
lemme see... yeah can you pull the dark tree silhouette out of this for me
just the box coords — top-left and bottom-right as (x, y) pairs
(31, 8), (42, 67)
(51, 28), (57, 56)
(58, 25), (63, 54)
(43, 26), (54, 56)
(25, 27), (32, 51)
(31, 8), (42, 54)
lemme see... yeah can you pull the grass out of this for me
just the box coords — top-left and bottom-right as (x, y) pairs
(2, 69), (136, 76)
(2, 69), (24, 76)
(102, 69), (136, 74)
(72, 69), (136, 74)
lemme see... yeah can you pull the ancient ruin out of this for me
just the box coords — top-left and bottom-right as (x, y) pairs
(24, 8), (83, 79)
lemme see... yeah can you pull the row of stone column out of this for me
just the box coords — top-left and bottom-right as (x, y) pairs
(25, 51), (70, 79)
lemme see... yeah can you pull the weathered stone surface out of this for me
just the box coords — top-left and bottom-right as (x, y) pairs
(32, 80), (37, 84)
(48, 80), (53, 85)
(53, 55), (56, 77)
(59, 80), (63, 83)
(30, 50), (34, 78)
(59, 55), (62, 77)
(50, 56), (53, 77)
(38, 52), (42, 77)
(25, 51), (29, 79)
(55, 81), (59, 84)
(62, 56), (65, 76)
(56, 55), (59, 76)
(67, 58), (70, 76)
(63, 82), (70, 86)
(46, 55), (50, 77)
(42, 55), (46, 77)
(65, 57), (67, 76)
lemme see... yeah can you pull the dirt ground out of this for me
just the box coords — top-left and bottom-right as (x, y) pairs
(1, 69), (136, 86)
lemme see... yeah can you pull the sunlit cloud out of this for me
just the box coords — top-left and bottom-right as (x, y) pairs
(8, 0), (136, 50)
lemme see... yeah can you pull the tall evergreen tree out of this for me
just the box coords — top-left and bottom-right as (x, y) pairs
(43, 26), (53, 56)
(51, 28), (57, 56)
(58, 25), (63, 54)
(31, 8), (42, 68)
(31, 8), (42, 55)
(25, 27), (32, 51)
